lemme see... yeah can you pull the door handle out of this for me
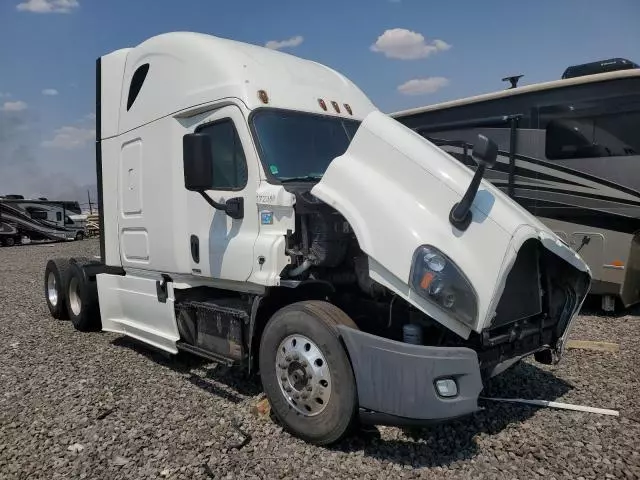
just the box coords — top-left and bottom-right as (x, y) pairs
(190, 235), (200, 263)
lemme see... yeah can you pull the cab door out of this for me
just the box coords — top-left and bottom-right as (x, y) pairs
(186, 105), (260, 282)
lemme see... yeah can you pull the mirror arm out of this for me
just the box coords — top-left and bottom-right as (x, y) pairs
(197, 191), (244, 220)
(198, 191), (226, 211)
(449, 163), (486, 231)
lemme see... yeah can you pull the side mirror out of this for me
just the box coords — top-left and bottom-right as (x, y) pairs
(449, 134), (498, 231)
(183, 133), (214, 191)
(471, 134), (498, 168)
(183, 133), (245, 220)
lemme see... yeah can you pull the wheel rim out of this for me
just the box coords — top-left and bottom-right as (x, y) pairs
(276, 334), (331, 416)
(68, 277), (82, 316)
(47, 272), (58, 307)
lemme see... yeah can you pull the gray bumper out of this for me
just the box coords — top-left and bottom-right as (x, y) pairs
(337, 325), (483, 425)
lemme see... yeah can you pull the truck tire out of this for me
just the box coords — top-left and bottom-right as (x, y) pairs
(65, 261), (101, 332)
(44, 258), (72, 319)
(5, 237), (15, 247)
(75, 231), (84, 241)
(259, 300), (359, 445)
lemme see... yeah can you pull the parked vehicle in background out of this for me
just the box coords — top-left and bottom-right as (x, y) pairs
(0, 195), (87, 246)
(393, 58), (640, 312)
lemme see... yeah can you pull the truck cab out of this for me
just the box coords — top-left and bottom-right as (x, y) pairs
(43, 32), (591, 445)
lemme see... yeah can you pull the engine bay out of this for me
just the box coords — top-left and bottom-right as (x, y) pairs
(277, 183), (590, 376)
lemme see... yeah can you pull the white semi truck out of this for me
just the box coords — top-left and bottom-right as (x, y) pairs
(43, 32), (591, 445)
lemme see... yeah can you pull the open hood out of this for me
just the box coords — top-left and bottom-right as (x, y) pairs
(311, 110), (589, 338)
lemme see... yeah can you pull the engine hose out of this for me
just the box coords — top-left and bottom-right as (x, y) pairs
(289, 259), (312, 277)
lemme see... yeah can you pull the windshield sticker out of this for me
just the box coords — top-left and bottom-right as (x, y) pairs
(269, 165), (279, 175)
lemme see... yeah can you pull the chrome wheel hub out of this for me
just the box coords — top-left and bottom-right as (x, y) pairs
(276, 334), (331, 416)
(68, 277), (82, 316)
(47, 272), (58, 307)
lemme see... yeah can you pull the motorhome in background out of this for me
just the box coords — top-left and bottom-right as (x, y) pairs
(0, 195), (87, 246)
(393, 58), (640, 312)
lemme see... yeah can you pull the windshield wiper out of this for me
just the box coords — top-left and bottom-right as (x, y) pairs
(279, 175), (323, 183)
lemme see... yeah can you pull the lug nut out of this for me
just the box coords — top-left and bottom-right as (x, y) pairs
(293, 353), (300, 361)
(285, 355), (292, 362)
(293, 393), (300, 400)
(301, 393), (309, 400)
(306, 385), (313, 392)
(280, 374), (287, 381)
(284, 386), (292, 393)
(278, 362), (287, 369)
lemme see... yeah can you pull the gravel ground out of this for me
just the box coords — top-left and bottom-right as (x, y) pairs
(1, 239), (639, 480)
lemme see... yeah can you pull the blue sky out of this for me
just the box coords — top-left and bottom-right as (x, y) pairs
(1, 0), (639, 205)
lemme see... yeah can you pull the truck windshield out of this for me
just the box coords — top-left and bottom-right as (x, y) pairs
(251, 109), (361, 181)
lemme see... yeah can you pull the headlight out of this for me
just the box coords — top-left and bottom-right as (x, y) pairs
(409, 245), (478, 326)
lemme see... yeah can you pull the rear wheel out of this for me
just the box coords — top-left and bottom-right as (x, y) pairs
(44, 258), (72, 319)
(5, 237), (15, 247)
(75, 231), (85, 241)
(65, 261), (101, 332)
(259, 300), (359, 445)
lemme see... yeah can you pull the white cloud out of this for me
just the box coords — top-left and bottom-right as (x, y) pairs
(398, 77), (450, 95)
(1, 101), (28, 112)
(16, 0), (79, 14)
(371, 28), (451, 60)
(42, 88), (59, 96)
(42, 126), (95, 149)
(265, 35), (304, 50)
(85, 112), (96, 121)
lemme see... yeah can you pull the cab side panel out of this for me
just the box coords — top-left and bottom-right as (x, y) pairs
(115, 118), (189, 273)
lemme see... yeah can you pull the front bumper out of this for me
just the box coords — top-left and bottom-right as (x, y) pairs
(337, 325), (483, 426)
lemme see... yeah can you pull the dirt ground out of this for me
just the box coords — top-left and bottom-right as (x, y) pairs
(1, 239), (639, 479)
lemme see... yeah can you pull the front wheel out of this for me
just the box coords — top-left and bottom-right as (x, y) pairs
(259, 300), (359, 445)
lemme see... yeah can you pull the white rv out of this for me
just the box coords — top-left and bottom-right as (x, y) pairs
(43, 32), (591, 445)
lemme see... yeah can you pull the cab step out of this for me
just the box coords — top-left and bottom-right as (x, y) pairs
(175, 341), (238, 366)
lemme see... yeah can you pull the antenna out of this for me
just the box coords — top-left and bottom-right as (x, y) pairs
(502, 75), (524, 89)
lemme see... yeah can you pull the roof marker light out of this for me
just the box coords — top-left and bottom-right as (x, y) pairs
(344, 103), (353, 115)
(318, 98), (327, 111)
(331, 101), (340, 113)
(258, 90), (269, 104)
